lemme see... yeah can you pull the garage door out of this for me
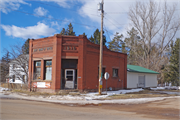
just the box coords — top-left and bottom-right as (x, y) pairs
(138, 76), (145, 88)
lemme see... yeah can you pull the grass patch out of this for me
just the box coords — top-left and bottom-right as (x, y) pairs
(126, 89), (151, 94)
(106, 89), (179, 100)
(152, 89), (179, 92)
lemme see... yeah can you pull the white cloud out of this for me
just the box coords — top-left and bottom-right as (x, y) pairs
(51, 18), (72, 30)
(51, 21), (61, 30)
(1, 22), (56, 39)
(0, 0), (73, 14)
(0, 0), (30, 14)
(34, 7), (48, 16)
(40, 0), (71, 8)
(78, 0), (180, 41)
(78, 0), (131, 36)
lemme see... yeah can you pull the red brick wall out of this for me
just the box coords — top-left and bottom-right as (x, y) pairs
(84, 40), (127, 91)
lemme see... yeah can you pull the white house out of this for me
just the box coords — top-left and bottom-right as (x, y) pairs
(127, 65), (159, 88)
(9, 54), (29, 84)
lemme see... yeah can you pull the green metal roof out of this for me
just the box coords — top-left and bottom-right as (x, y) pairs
(127, 64), (159, 74)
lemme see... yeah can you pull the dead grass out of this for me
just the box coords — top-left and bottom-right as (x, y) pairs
(0, 83), (28, 90)
(12, 89), (56, 97)
(153, 89), (179, 92)
(107, 93), (177, 100)
(106, 89), (179, 100)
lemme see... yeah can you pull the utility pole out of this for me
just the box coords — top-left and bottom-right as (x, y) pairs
(98, 0), (104, 95)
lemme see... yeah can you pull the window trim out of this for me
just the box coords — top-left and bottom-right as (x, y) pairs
(34, 61), (41, 80)
(44, 60), (52, 80)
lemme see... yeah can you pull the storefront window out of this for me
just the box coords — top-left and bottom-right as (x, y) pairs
(113, 68), (118, 77)
(34, 61), (41, 80)
(45, 60), (52, 80)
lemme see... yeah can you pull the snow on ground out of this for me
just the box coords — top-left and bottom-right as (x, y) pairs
(151, 86), (180, 90)
(81, 88), (143, 100)
(7, 93), (180, 105)
(150, 87), (166, 90)
(0, 87), (179, 105)
(0, 87), (9, 92)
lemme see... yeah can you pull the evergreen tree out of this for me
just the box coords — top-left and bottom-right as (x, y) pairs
(59, 23), (75, 36)
(22, 38), (30, 54)
(89, 28), (106, 46)
(124, 28), (141, 65)
(82, 32), (87, 37)
(0, 51), (11, 82)
(108, 32), (124, 52)
(163, 38), (179, 86)
(60, 28), (67, 35)
(89, 35), (95, 43)
(66, 23), (75, 36)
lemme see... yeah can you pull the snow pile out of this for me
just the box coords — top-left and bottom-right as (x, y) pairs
(0, 87), (9, 92)
(82, 88), (143, 100)
(165, 86), (180, 90)
(41, 88), (144, 101)
(151, 86), (180, 90)
(55, 95), (84, 100)
(150, 87), (166, 90)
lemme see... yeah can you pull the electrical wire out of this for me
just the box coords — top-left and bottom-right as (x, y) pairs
(103, 23), (114, 42)
(104, 12), (126, 25)
(104, 16), (125, 31)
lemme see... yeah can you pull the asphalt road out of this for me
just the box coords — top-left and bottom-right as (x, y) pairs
(0, 94), (179, 120)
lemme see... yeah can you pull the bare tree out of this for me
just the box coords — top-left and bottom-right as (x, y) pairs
(8, 45), (29, 84)
(128, 0), (180, 72)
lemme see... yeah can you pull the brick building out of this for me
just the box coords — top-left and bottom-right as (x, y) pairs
(29, 34), (127, 92)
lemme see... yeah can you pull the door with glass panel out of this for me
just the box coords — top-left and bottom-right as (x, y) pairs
(65, 69), (75, 89)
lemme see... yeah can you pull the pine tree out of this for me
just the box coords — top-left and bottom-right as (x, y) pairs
(82, 32), (86, 36)
(108, 32), (124, 52)
(59, 23), (75, 36)
(66, 23), (75, 36)
(22, 38), (30, 54)
(164, 38), (179, 86)
(60, 28), (67, 35)
(0, 51), (11, 82)
(124, 28), (141, 65)
(89, 28), (106, 46)
(89, 35), (95, 43)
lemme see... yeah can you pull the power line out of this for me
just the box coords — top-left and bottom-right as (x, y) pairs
(105, 12), (128, 14)
(0, 7), (98, 29)
(104, 17), (125, 30)
(103, 23), (112, 42)
(106, 9), (180, 14)
(105, 12), (125, 25)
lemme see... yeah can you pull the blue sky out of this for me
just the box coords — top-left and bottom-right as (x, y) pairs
(1, 0), (179, 58)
